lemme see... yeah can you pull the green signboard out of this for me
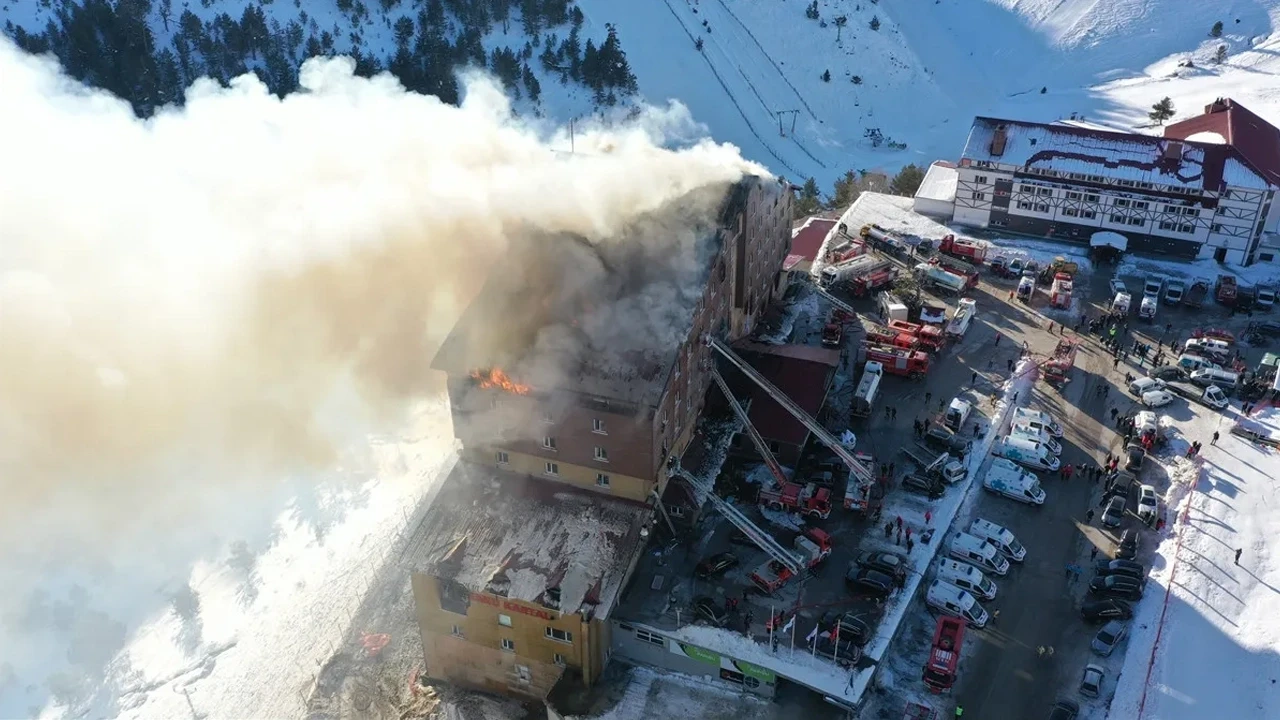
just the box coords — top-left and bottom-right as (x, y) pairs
(725, 658), (776, 684)
(670, 642), (721, 666)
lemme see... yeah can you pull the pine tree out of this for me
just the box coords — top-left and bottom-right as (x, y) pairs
(890, 164), (925, 196)
(795, 178), (822, 216)
(870, 16), (881, 31)
(1214, 44), (1228, 64)
(1211, 21), (1223, 38)
(394, 16), (414, 49)
(523, 63), (541, 103)
(805, 1), (819, 21)
(1149, 97), (1176, 125)
(821, 69), (831, 82)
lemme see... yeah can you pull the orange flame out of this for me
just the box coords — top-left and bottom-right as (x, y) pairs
(470, 368), (532, 395)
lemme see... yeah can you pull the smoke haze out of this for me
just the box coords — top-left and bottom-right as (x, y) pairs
(0, 36), (764, 713)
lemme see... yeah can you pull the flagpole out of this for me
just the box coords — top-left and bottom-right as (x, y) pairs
(769, 604), (774, 649)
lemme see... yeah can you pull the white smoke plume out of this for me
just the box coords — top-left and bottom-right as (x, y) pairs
(0, 36), (765, 714)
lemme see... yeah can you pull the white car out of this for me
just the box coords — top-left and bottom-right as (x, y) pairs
(1110, 277), (1128, 296)
(1080, 663), (1106, 698)
(1142, 389), (1174, 408)
(1138, 485), (1158, 525)
(1128, 377), (1166, 396)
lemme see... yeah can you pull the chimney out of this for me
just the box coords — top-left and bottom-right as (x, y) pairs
(1207, 98), (1229, 115)
(1163, 140), (1184, 161)
(990, 124), (1008, 157)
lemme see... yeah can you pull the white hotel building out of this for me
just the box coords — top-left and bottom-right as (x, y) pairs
(934, 99), (1280, 266)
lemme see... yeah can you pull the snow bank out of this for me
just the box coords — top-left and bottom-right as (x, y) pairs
(1117, 253), (1280, 287)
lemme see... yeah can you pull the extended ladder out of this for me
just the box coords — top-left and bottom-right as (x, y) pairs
(709, 369), (790, 489)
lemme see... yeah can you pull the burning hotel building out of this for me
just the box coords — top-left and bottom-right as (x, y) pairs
(405, 176), (793, 699)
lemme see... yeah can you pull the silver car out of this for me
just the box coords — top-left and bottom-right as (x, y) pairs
(1080, 663), (1106, 698)
(1102, 496), (1126, 528)
(1091, 620), (1128, 656)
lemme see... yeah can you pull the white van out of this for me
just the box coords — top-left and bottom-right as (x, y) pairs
(926, 581), (989, 629)
(994, 436), (1060, 472)
(1177, 353), (1222, 372)
(937, 558), (997, 600)
(1129, 377), (1166, 396)
(1009, 420), (1063, 455)
(968, 519), (1027, 563)
(1013, 408), (1063, 437)
(1112, 292), (1132, 315)
(1190, 367), (1239, 390)
(949, 532), (1010, 576)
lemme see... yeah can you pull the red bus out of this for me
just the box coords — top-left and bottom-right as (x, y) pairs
(922, 616), (965, 692)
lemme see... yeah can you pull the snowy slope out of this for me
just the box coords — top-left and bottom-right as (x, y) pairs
(1110, 406), (1280, 720)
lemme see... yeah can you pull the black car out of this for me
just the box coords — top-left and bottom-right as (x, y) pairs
(1048, 699), (1080, 720)
(1150, 365), (1189, 381)
(845, 567), (895, 599)
(855, 551), (908, 579)
(1117, 529), (1139, 560)
(1094, 558), (1145, 580)
(902, 473), (945, 499)
(692, 597), (730, 626)
(696, 552), (740, 579)
(1089, 574), (1145, 600)
(923, 427), (972, 456)
(1124, 444), (1145, 473)
(1081, 599), (1133, 623)
(819, 611), (872, 646)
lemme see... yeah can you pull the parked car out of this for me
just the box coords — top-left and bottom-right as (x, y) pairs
(1081, 599), (1133, 623)
(1094, 558), (1146, 580)
(1102, 496), (1126, 527)
(1091, 620), (1129, 657)
(693, 597), (730, 626)
(1129, 377), (1166, 396)
(1089, 574), (1145, 600)
(1124, 444), (1145, 473)
(819, 611), (873, 646)
(1080, 664), (1106, 698)
(1150, 365), (1189, 381)
(1142, 389), (1175, 408)
(1049, 699), (1080, 720)
(924, 426), (973, 455)
(1117, 529), (1139, 560)
(845, 567), (895, 599)
(855, 551), (908, 579)
(1110, 277), (1128, 297)
(1138, 485), (1159, 525)
(902, 472), (946, 499)
(696, 552), (740, 579)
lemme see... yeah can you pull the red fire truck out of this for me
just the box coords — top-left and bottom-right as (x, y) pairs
(848, 263), (900, 297)
(863, 343), (931, 379)
(887, 319), (946, 352)
(936, 234), (989, 264)
(1042, 338), (1078, 385)
(922, 616), (965, 692)
(866, 324), (920, 351)
(758, 482), (832, 519)
(748, 529), (833, 593)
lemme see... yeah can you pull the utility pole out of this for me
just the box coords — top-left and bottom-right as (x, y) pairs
(569, 117), (575, 154)
(775, 110), (799, 138)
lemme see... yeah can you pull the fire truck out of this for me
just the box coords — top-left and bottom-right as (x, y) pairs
(936, 234), (989, 264)
(922, 616), (965, 692)
(1042, 338), (1078, 385)
(821, 320), (844, 347)
(758, 482), (832, 519)
(1216, 274), (1238, 305)
(863, 343), (931, 379)
(887, 319), (946, 352)
(748, 529), (834, 594)
(1049, 272), (1074, 309)
(847, 263), (899, 297)
(866, 324), (921, 351)
(826, 238), (867, 265)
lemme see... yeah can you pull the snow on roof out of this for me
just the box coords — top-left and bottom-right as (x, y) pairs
(962, 117), (1270, 191)
(1184, 131), (1227, 144)
(915, 162), (958, 202)
(1054, 118), (1132, 133)
(408, 463), (652, 619)
(664, 625), (857, 701)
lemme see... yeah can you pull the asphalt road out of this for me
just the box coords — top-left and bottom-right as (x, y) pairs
(952, 265), (1125, 718)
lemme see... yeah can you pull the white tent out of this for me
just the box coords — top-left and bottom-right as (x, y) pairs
(1090, 231), (1129, 252)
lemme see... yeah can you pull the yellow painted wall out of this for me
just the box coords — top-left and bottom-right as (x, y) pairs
(463, 445), (653, 502)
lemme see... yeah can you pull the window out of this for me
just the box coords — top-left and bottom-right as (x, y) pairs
(971, 191), (986, 201)
(1035, 203), (1049, 213)
(1063, 208), (1079, 217)
(496, 451), (509, 465)
(544, 462), (559, 476)
(1110, 214), (1126, 224)
(452, 625), (464, 638)
(514, 664), (531, 683)
(1020, 184), (1034, 194)
(596, 473), (611, 488)
(1016, 200), (1034, 210)
(1159, 220), (1176, 231)
(554, 653), (566, 666)
(1127, 217), (1145, 227)
(594, 446), (609, 462)
(501, 638), (515, 652)
(974, 174), (988, 184)
(1132, 201), (1149, 210)
(545, 627), (574, 643)
(541, 411), (554, 424)
(1081, 210), (1097, 219)
(1212, 223), (1223, 232)
(542, 436), (557, 450)
(1066, 191), (1082, 201)
(669, 504), (685, 517)
(498, 614), (513, 627)
(636, 629), (666, 647)
(1038, 188), (1052, 196)
(1224, 189), (1233, 199)
(1262, 253), (1275, 262)
(1114, 199), (1130, 208)
(1085, 194), (1099, 203)
(592, 418), (607, 434)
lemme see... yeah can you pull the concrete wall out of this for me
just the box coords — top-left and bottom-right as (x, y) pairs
(609, 621), (777, 699)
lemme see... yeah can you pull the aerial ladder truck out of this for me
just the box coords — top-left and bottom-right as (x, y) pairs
(706, 336), (881, 515)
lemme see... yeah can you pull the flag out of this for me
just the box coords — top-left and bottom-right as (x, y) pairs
(806, 625), (819, 644)
(781, 615), (795, 635)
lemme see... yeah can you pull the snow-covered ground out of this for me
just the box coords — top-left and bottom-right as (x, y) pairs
(1117, 252), (1280, 288)
(1110, 404), (1280, 720)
